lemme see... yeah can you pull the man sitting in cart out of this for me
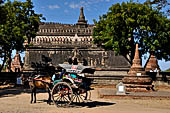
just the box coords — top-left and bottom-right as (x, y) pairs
(52, 69), (65, 81)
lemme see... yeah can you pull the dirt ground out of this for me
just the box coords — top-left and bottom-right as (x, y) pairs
(0, 85), (170, 113)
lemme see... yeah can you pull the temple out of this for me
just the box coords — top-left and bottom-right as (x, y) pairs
(23, 7), (130, 79)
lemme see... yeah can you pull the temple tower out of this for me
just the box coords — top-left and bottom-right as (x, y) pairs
(76, 7), (87, 28)
(128, 44), (146, 75)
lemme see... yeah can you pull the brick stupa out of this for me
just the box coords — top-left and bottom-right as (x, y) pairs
(122, 44), (153, 92)
(145, 51), (160, 72)
(11, 51), (23, 72)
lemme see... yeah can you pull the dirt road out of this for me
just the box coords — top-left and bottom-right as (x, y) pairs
(0, 86), (170, 113)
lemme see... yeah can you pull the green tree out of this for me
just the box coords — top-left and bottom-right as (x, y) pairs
(93, 1), (170, 65)
(145, 0), (170, 16)
(0, 0), (44, 72)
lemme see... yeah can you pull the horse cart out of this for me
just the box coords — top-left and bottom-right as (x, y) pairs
(51, 64), (95, 107)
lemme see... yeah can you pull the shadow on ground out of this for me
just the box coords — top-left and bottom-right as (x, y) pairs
(37, 99), (116, 108)
(71, 101), (116, 108)
(0, 86), (48, 98)
(0, 86), (116, 109)
(0, 86), (24, 97)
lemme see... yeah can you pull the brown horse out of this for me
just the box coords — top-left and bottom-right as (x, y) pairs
(28, 75), (53, 104)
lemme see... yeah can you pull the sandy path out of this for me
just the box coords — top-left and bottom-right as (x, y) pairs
(0, 87), (170, 113)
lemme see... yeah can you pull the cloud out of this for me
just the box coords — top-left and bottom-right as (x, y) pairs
(80, 1), (86, 4)
(48, 4), (60, 9)
(69, 3), (80, 9)
(64, 9), (69, 13)
(64, 2), (68, 5)
(68, 1), (91, 9)
(68, 0), (110, 9)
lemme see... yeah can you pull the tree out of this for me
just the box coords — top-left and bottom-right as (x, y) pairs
(93, 1), (170, 65)
(0, 0), (44, 72)
(165, 68), (170, 72)
(146, 0), (170, 16)
(0, 0), (3, 4)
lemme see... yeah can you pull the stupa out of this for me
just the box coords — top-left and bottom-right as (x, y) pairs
(122, 44), (153, 91)
(11, 51), (23, 72)
(145, 51), (160, 72)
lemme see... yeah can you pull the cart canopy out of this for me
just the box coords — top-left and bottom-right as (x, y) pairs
(58, 64), (95, 74)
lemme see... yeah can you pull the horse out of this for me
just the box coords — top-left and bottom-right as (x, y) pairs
(28, 74), (53, 104)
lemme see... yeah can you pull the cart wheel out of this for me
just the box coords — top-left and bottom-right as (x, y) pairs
(51, 82), (73, 107)
(72, 90), (91, 105)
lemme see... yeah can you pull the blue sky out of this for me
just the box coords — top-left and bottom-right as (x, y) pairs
(4, 0), (170, 71)
(33, 0), (148, 24)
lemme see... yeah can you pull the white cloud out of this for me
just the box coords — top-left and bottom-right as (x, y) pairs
(68, 0), (109, 9)
(48, 4), (60, 9)
(69, 1), (91, 9)
(69, 3), (80, 9)
(64, 9), (69, 13)
(80, 1), (86, 4)
(92, 0), (104, 3)
(64, 2), (68, 5)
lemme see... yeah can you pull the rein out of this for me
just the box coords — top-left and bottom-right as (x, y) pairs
(28, 74), (53, 84)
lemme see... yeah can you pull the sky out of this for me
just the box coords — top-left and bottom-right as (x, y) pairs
(4, 0), (170, 71)
(32, 0), (136, 24)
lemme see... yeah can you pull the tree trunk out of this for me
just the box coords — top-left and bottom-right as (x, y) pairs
(7, 51), (12, 72)
(0, 53), (7, 72)
(122, 54), (132, 65)
(130, 36), (135, 65)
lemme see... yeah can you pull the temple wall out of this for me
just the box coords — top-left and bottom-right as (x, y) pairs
(31, 35), (93, 45)
(24, 27), (131, 75)
(24, 46), (130, 71)
(37, 27), (93, 34)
